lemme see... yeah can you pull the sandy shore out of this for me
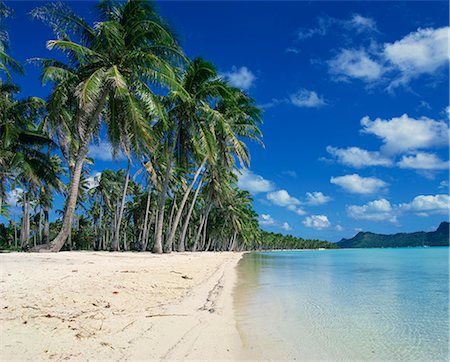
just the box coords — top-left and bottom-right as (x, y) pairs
(0, 251), (245, 361)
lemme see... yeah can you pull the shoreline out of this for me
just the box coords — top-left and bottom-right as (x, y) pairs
(0, 251), (246, 361)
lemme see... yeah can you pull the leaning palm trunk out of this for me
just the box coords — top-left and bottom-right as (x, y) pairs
(228, 231), (238, 251)
(178, 178), (203, 252)
(49, 154), (85, 252)
(112, 160), (130, 251)
(140, 188), (152, 250)
(50, 93), (108, 252)
(166, 158), (206, 252)
(191, 214), (205, 252)
(164, 194), (177, 252)
(153, 160), (171, 254)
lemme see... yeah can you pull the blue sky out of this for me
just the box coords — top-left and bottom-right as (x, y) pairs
(4, 1), (449, 241)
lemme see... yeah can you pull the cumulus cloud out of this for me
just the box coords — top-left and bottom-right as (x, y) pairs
(335, 224), (344, 232)
(305, 191), (332, 205)
(267, 189), (301, 207)
(6, 188), (23, 206)
(326, 146), (393, 168)
(259, 214), (293, 232)
(361, 114), (449, 154)
(328, 49), (384, 82)
(259, 214), (277, 226)
(384, 27), (449, 86)
(330, 174), (387, 194)
(267, 189), (306, 216)
(302, 215), (331, 229)
(289, 89), (327, 108)
(347, 199), (397, 223)
(88, 141), (125, 161)
(85, 172), (102, 190)
(237, 169), (274, 194)
(397, 152), (449, 170)
(327, 26), (449, 88)
(287, 205), (307, 216)
(222, 66), (256, 90)
(400, 194), (449, 215)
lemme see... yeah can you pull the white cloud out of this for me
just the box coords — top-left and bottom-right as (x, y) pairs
(326, 26), (449, 88)
(347, 199), (397, 222)
(267, 189), (301, 207)
(384, 27), (449, 85)
(297, 14), (377, 41)
(326, 146), (393, 168)
(305, 191), (332, 205)
(348, 14), (377, 33)
(361, 114), (449, 154)
(85, 172), (102, 190)
(282, 170), (297, 178)
(267, 189), (306, 216)
(222, 66), (256, 91)
(237, 169), (274, 194)
(439, 180), (449, 190)
(330, 174), (387, 194)
(335, 224), (344, 232)
(328, 49), (384, 82)
(289, 89), (327, 108)
(6, 188), (23, 206)
(302, 215), (331, 229)
(288, 205), (307, 216)
(397, 152), (449, 170)
(259, 214), (293, 232)
(88, 141), (125, 161)
(259, 214), (277, 226)
(400, 194), (449, 215)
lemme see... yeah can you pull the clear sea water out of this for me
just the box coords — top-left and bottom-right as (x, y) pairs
(234, 247), (449, 361)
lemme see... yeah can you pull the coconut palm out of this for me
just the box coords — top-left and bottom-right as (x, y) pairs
(32, 0), (185, 251)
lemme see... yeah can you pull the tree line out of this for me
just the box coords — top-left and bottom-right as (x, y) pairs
(0, 0), (337, 252)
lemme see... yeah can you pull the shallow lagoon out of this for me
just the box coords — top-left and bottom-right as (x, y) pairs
(235, 247), (449, 361)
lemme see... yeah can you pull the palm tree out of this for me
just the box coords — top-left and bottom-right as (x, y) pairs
(161, 58), (229, 252)
(0, 1), (23, 81)
(32, 0), (185, 251)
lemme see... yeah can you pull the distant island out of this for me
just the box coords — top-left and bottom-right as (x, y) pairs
(338, 222), (449, 248)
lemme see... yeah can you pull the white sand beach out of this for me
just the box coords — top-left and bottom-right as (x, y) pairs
(0, 252), (244, 361)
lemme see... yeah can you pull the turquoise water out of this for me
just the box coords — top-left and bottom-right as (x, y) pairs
(234, 247), (449, 361)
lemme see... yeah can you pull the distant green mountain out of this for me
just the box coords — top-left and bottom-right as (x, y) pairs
(338, 222), (449, 248)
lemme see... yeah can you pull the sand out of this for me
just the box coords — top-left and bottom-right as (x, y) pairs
(0, 251), (245, 361)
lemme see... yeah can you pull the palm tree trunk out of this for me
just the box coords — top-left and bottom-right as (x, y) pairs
(50, 154), (85, 252)
(112, 160), (130, 251)
(167, 158), (206, 252)
(153, 162), (171, 254)
(191, 214), (205, 252)
(20, 192), (27, 249)
(141, 188), (152, 250)
(228, 231), (237, 251)
(200, 206), (212, 251)
(179, 178), (203, 252)
(43, 205), (49, 244)
(164, 194), (178, 252)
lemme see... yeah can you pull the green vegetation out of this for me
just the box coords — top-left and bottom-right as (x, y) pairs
(0, 0), (331, 253)
(337, 222), (449, 248)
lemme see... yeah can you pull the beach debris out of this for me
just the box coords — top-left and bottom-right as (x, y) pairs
(112, 291), (119, 295)
(181, 275), (192, 280)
